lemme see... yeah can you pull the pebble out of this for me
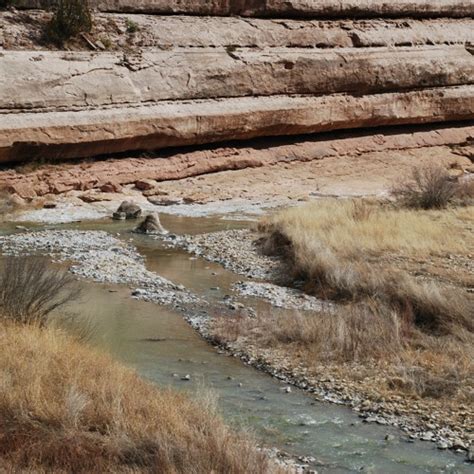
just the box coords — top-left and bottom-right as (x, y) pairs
(234, 281), (331, 312)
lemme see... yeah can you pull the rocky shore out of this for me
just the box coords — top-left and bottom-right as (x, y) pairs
(166, 228), (474, 459)
(166, 229), (282, 280)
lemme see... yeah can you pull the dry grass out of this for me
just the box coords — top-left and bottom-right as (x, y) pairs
(213, 304), (473, 401)
(0, 322), (276, 473)
(236, 199), (474, 401)
(259, 199), (469, 258)
(258, 200), (473, 336)
(214, 302), (406, 363)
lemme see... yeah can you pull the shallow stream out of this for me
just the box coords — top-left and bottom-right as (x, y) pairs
(1, 215), (471, 473)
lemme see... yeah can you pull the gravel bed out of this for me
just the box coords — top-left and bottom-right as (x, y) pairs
(0, 230), (198, 307)
(166, 229), (282, 280)
(234, 281), (332, 312)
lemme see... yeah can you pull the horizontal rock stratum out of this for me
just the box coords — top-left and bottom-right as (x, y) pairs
(2, 46), (473, 110)
(15, 1), (474, 18)
(0, 6), (473, 163)
(2, 87), (473, 162)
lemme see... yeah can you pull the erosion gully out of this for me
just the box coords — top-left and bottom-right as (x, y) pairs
(0, 214), (470, 473)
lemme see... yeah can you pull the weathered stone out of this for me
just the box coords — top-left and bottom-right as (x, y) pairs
(135, 179), (156, 191)
(79, 193), (113, 203)
(2, 47), (473, 111)
(2, 125), (473, 197)
(115, 200), (142, 219)
(14, 0), (474, 19)
(100, 181), (123, 193)
(2, 87), (473, 163)
(3, 12), (474, 50)
(6, 183), (36, 200)
(134, 213), (167, 234)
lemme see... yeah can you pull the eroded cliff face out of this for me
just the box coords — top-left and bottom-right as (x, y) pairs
(0, 3), (473, 163)
(14, 0), (474, 18)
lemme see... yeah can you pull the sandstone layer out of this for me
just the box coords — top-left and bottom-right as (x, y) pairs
(2, 46), (473, 111)
(14, 1), (474, 18)
(1, 7), (474, 164)
(2, 124), (472, 199)
(3, 13), (474, 50)
(1, 87), (474, 163)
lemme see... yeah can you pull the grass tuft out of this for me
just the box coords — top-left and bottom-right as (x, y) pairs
(0, 323), (275, 472)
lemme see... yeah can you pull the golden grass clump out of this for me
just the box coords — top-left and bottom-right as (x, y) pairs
(232, 199), (474, 401)
(0, 322), (275, 473)
(258, 200), (473, 336)
(259, 199), (469, 259)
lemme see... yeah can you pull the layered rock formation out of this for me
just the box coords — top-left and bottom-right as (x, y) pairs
(2, 124), (472, 199)
(14, 1), (474, 18)
(0, 3), (473, 164)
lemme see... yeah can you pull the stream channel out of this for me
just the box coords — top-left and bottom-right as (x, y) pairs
(0, 214), (470, 473)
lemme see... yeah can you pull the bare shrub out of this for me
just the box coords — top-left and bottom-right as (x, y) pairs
(0, 257), (81, 327)
(393, 165), (457, 209)
(46, 0), (92, 44)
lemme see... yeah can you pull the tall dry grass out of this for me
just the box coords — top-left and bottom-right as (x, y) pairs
(0, 257), (81, 327)
(245, 199), (474, 400)
(0, 322), (277, 473)
(212, 305), (473, 400)
(258, 200), (473, 336)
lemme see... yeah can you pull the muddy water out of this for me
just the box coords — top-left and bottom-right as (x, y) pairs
(3, 215), (471, 472)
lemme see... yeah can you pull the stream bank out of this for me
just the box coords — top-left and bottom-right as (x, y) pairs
(0, 214), (472, 471)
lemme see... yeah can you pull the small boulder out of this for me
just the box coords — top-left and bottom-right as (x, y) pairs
(113, 200), (142, 220)
(134, 213), (168, 235)
(100, 181), (123, 193)
(147, 196), (182, 206)
(135, 179), (156, 191)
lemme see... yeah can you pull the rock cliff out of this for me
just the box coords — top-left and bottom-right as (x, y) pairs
(0, 3), (473, 163)
(14, 1), (474, 18)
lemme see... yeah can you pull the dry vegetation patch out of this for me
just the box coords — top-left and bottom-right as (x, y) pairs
(0, 323), (276, 473)
(258, 200), (473, 335)
(217, 198), (473, 406)
(0, 257), (276, 473)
